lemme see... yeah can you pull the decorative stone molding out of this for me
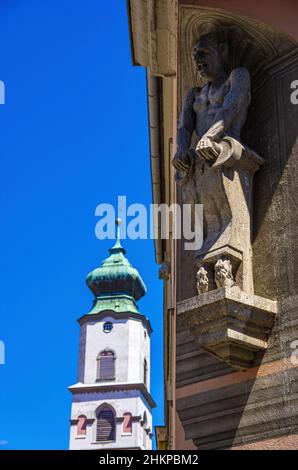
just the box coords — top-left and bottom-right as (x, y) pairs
(176, 290), (298, 387)
(127, 0), (177, 76)
(178, 5), (297, 97)
(177, 286), (277, 370)
(68, 382), (157, 409)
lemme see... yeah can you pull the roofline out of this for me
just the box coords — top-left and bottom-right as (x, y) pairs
(146, 71), (165, 264)
(77, 310), (153, 334)
(127, 1), (166, 265)
(126, 0), (138, 66)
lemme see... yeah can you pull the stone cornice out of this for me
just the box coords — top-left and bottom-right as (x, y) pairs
(177, 286), (278, 316)
(127, 0), (177, 76)
(68, 382), (156, 409)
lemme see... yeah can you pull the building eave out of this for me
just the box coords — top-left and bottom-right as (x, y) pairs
(126, 0), (138, 66)
(126, 0), (177, 76)
(77, 310), (153, 334)
(146, 71), (165, 264)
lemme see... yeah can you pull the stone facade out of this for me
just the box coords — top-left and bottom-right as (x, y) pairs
(127, 0), (298, 450)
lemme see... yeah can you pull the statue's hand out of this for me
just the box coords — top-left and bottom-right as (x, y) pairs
(196, 136), (221, 162)
(172, 148), (191, 170)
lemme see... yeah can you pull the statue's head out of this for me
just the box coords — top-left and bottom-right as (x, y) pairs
(215, 259), (233, 278)
(192, 31), (228, 81)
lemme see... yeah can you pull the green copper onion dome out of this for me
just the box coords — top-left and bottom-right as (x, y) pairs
(86, 219), (147, 314)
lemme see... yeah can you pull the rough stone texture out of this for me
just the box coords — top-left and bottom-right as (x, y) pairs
(176, 366), (298, 450)
(175, 4), (298, 450)
(127, 0), (177, 76)
(127, 0), (298, 451)
(177, 293), (298, 387)
(173, 17), (277, 370)
(176, 5), (298, 303)
(177, 287), (277, 369)
(245, 51), (298, 301)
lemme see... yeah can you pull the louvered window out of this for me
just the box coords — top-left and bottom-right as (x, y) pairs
(97, 350), (115, 380)
(96, 408), (115, 442)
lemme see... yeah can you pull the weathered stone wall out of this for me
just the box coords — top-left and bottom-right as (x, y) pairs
(175, 3), (298, 450)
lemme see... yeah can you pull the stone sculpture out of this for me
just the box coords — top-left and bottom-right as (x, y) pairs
(196, 266), (209, 294)
(214, 258), (234, 288)
(172, 32), (250, 173)
(174, 27), (277, 369)
(172, 28), (263, 294)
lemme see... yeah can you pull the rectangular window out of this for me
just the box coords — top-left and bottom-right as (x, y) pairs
(97, 351), (115, 380)
(100, 356), (114, 378)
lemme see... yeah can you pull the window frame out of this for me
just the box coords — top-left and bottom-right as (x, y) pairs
(103, 321), (113, 333)
(122, 412), (133, 436)
(95, 405), (116, 443)
(75, 414), (87, 439)
(96, 349), (116, 381)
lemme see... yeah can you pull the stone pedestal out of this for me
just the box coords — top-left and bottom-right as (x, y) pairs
(177, 286), (277, 369)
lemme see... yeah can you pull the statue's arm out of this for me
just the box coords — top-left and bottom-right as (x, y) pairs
(172, 88), (196, 169)
(177, 88), (196, 151)
(205, 68), (251, 141)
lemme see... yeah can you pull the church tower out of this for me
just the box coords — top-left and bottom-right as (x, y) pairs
(69, 220), (156, 449)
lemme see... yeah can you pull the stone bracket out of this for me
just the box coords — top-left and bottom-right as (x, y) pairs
(177, 286), (277, 370)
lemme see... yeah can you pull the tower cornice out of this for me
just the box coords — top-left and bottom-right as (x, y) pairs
(68, 382), (157, 409)
(77, 310), (153, 334)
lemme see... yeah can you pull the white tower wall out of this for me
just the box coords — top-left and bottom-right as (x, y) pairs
(69, 313), (154, 450)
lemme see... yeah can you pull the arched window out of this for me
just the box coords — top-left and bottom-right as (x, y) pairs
(97, 350), (115, 380)
(143, 359), (148, 387)
(76, 415), (87, 437)
(122, 412), (132, 434)
(96, 405), (116, 442)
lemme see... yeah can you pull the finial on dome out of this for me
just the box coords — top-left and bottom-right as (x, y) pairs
(109, 217), (126, 254)
(116, 217), (121, 239)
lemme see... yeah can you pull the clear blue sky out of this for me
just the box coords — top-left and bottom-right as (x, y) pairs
(0, 0), (164, 449)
